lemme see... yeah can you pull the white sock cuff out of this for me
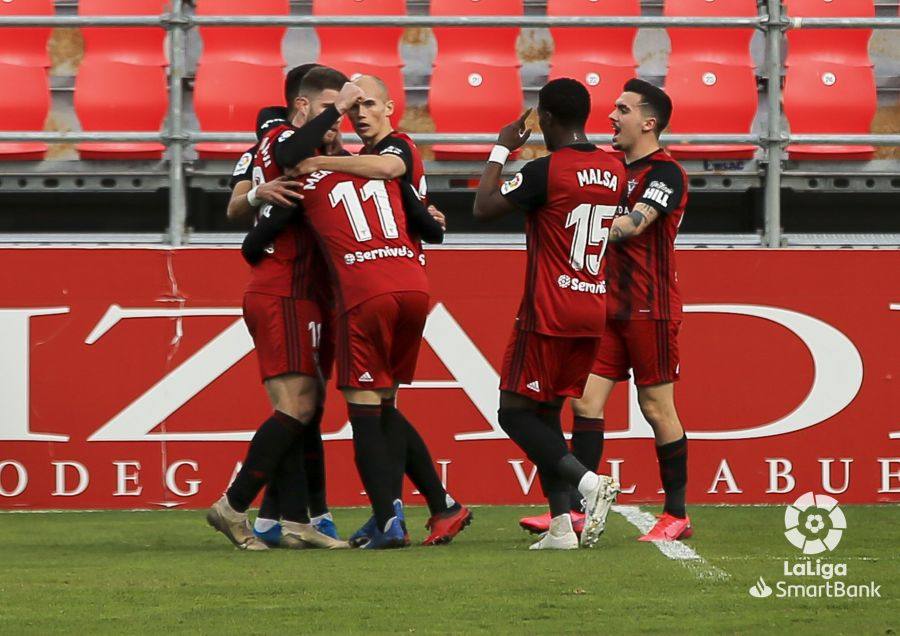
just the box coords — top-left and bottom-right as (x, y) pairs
(577, 472), (601, 497)
(254, 517), (279, 533)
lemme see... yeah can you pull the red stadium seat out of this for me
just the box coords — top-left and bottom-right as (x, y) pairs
(337, 62), (406, 130)
(783, 62), (876, 160)
(194, 62), (285, 159)
(664, 0), (756, 66)
(0, 0), (53, 67)
(196, 0), (289, 66)
(314, 0), (405, 68)
(784, 0), (873, 67)
(547, 0), (639, 67)
(74, 61), (168, 160)
(429, 63), (523, 160)
(79, 0), (168, 66)
(0, 63), (49, 160)
(431, 0), (523, 67)
(664, 62), (758, 159)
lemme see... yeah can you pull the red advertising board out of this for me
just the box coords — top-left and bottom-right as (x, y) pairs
(1, 247), (898, 509)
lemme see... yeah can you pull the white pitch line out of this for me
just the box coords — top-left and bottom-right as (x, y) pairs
(612, 505), (730, 582)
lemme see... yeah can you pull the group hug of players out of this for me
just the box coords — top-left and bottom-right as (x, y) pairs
(206, 63), (691, 551)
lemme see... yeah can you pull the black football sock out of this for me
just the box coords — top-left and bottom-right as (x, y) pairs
(656, 434), (688, 519)
(535, 405), (572, 517)
(571, 416), (605, 471)
(498, 407), (572, 477)
(395, 409), (450, 516)
(258, 484), (280, 521)
(547, 487), (573, 518)
(348, 403), (395, 529)
(379, 397), (408, 502)
(303, 405), (328, 517)
(273, 433), (311, 524)
(556, 453), (590, 488)
(226, 411), (303, 513)
(570, 416), (605, 510)
(538, 467), (571, 518)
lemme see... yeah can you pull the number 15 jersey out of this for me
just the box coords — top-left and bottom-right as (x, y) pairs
(299, 170), (429, 314)
(500, 144), (626, 337)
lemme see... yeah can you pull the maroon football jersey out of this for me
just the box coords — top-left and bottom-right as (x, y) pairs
(245, 123), (328, 300)
(299, 170), (429, 313)
(501, 144), (626, 337)
(606, 148), (687, 320)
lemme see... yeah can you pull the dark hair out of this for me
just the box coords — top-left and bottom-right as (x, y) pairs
(538, 78), (591, 128)
(284, 63), (320, 106)
(298, 66), (350, 99)
(623, 78), (672, 135)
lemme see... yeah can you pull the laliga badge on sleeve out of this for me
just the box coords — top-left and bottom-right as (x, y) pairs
(500, 172), (523, 195)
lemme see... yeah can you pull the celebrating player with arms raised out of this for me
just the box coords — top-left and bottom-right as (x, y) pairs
(473, 78), (624, 550)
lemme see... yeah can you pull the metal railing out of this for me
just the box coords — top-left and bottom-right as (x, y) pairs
(1, 3), (898, 247)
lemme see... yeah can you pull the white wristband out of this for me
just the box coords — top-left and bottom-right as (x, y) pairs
(246, 186), (261, 207)
(488, 145), (511, 165)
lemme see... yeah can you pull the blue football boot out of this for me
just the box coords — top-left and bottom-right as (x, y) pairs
(311, 513), (340, 540)
(359, 515), (407, 550)
(350, 500), (406, 547)
(349, 515), (378, 548)
(252, 520), (283, 548)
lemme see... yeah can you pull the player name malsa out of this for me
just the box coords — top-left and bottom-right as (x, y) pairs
(576, 168), (619, 190)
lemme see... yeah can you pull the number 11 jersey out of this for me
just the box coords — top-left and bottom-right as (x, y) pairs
(299, 170), (429, 314)
(500, 144), (626, 337)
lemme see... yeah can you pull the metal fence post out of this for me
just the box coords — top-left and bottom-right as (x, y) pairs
(764, 0), (785, 248)
(167, 0), (188, 247)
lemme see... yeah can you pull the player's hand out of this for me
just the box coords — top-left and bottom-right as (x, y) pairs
(295, 156), (321, 175)
(427, 205), (447, 231)
(497, 109), (533, 151)
(335, 82), (365, 114)
(324, 129), (344, 156)
(256, 176), (304, 208)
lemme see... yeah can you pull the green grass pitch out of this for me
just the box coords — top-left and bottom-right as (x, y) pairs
(0, 505), (896, 634)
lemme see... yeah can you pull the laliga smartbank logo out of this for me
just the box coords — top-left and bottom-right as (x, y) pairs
(784, 491), (845, 555)
(748, 492), (881, 600)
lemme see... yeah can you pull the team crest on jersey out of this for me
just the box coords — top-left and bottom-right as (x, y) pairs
(232, 152), (253, 176)
(500, 172), (523, 195)
(627, 178), (638, 195)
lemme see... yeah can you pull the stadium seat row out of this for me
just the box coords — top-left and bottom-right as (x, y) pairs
(0, 0), (881, 161)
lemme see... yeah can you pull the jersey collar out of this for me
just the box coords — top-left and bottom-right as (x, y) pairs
(625, 147), (664, 168)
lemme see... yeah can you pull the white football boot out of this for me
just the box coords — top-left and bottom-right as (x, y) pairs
(206, 495), (269, 551)
(281, 521), (350, 550)
(529, 513), (579, 550)
(580, 474), (621, 548)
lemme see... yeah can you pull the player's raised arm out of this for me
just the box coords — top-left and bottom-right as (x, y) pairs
(473, 110), (533, 221)
(274, 82), (364, 169)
